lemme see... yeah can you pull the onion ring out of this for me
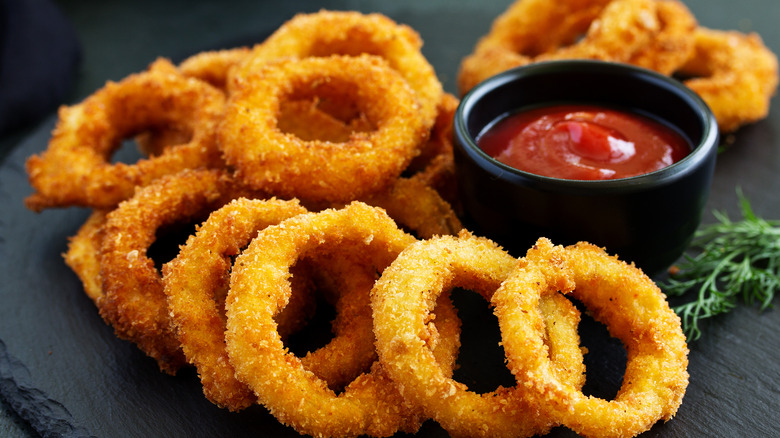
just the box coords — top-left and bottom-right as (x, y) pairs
(457, 0), (665, 94)
(24, 58), (226, 211)
(492, 237), (689, 437)
(303, 176), (463, 390)
(225, 202), (460, 437)
(677, 27), (779, 133)
(232, 10), (443, 130)
(218, 54), (428, 203)
(98, 169), (262, 374)
(456, 0), (699, 95)
(371, 231), (585, 438)
(161, 197), (309, 410)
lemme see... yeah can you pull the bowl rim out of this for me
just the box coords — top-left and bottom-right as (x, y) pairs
(454, 59), (720, 191)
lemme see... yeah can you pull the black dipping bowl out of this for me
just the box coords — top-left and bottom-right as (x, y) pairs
(453, 60), (719, 276)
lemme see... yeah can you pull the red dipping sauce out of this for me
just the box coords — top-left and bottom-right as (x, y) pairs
(477, 104), (691, 180)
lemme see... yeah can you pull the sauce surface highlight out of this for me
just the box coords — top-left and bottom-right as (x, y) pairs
(477, 104), (691, 180)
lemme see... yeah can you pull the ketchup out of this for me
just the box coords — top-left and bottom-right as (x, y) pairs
(477, 104), (691, 180)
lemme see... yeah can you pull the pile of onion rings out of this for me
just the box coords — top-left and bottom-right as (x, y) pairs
(31, 8), (692, 438)
(370, 233), (688, 438)
(457, 0), (778, 133)
(25, 9), (455, 211)
(371, 231), (587, 438)
(40, 3), (456, 394)
(677, 27), (780, 133)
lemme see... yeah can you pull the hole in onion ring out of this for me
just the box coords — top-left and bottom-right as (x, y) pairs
(283, 289), (337, 361)
(134, 126), (194, 158)
(111, 125), (195, 164)
(570, 298), (628, 400)
(109, 139), (145, 165)
(277, 98), (375, 143)
(147, 220), (203, 272)
(450, 288), (516, 394)
(306, 95), (372, 128)
(275, 80), (379, 142)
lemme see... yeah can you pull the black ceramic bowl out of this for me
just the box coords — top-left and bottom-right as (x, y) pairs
(453, 60), (719, 276)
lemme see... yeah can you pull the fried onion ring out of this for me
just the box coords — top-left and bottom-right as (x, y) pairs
(98, 169), (261, 373)
(300, 186), (460, 391)
(371, 231), (585, 438)
(456, 0), (699, 95)
(161, 197), (309, 410)
(218, 55), (428, 203)
(225, 202), (460, 437)
(24, 58), (226, 211)
(233, 10), (443, 130)
(492, 237), (689, 437)
(677, 27), (779, 133)
(457, 0), (662, 94)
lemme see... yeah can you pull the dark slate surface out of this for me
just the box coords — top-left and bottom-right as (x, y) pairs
(1, 0), (779, 436)
(0, 0), (81, 137)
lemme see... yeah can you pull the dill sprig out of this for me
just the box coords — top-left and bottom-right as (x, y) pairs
(663, 191), (780, 341)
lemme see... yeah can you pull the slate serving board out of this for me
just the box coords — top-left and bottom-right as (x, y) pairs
(1, 0), (779, 436)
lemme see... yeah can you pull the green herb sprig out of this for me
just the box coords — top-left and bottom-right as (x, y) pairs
(663, 191), (780, 341)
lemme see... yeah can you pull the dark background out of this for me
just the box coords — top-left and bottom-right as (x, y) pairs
(2, 0), (779, 436)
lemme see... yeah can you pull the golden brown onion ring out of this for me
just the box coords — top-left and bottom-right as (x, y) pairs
(232, 10), (443, 130)
(133, 48), (251, 155)
(677, 27), (779, 133)
(533, 0), (660, 62)
(25, 58), (226, 211)
(457, 0), (662, 94)
(492, 238), (689, 438)
(371, 231), (585, 438)
(136, 96), (375, 158)
(225, 202), (460, 437)
(162, 197), (309, 410)
(98, 169), (261, 374)
(456, 0), (700, 95)
(218, 55), (428, 203)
